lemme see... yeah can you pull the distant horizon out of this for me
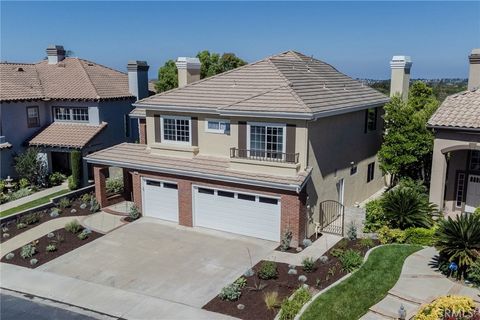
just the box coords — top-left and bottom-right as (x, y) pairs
(2, 1), (479, 80)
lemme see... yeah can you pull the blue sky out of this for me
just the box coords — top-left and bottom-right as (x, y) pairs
(1, 1), (479, 79)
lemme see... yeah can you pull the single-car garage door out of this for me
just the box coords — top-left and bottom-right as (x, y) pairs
(142, 178), (179, 222)
(193, 186), (280, 241)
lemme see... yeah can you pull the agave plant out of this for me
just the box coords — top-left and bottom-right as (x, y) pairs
(435, 213), (480, 277)
(382, 187), (435, 229)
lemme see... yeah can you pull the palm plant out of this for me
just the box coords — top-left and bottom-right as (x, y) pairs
(382, 187), (435, 229)
(435, 213), (480, 277)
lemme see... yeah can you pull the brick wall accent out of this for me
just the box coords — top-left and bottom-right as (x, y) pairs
(139, 119), (147, 144)
(93, 165), (108, 208)
(123, 168), (305, 246)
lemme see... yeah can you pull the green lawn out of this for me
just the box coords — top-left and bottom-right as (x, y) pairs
(301, 244), (422, 320)
(0, 189), (70, 218)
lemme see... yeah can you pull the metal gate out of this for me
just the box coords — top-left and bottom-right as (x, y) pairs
(319, 200), (345, 236)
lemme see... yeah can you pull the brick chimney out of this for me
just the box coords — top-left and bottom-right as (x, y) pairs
(468, 48), (480, 91)
(46, 45), (66, 64)
(390, 55), (412, 101)
(175, 57), (201, 88)
(127, 61), (150, 101)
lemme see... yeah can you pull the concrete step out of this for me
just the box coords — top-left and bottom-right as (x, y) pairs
(369, 294), (420, 320)
(359, 310), (394, 320)
(388, 289), (428, 305)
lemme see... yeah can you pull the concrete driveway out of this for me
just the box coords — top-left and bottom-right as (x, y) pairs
(38, 217), (277, 309)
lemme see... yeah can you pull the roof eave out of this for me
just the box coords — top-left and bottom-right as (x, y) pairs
(427, 124), (480, 132)
(312, 100), (388, 120)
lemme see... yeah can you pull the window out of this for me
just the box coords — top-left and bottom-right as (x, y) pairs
(218, 190), (234, 198)
(470, 151), (480, 171)
(53, 107), (89, 122)
(249, 123), (285, 159)
(455, 173), (466, 208)
(198, 187), (214, 195)
(206, 119), (230, 134)
(238, 193), (256, 201)
(26, 106), (40, 128)
(350, 165), (358, 175)
(365, 108), (377, 132)
(162, 116), (190, 144)
(146, 180), (161, 187)
(367, 162), (375, 183)
(259, 197), (278, 205)
(163, 182), (178, 189)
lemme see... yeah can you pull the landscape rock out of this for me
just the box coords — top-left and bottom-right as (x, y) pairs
(288, 268), (298, 275)
(298, 275), (307, 283)
(319, 255), (329, 264)
(80, 203), (87, 209)
(3, 233), (10, 238)
(302, 238), (313, 247)
(70, 209), (77, 214)
(243, 268), (254, 277)
(237, 304), (245, 310)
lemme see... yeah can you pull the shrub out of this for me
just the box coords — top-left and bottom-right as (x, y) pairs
(364, 199), (386, 232)
(234, 276), (247, 289)
(302, 257), (316, 273)
(467, 260), (480, 287)
(106, 177), (124, 194)
(339, 249), (363, 272)
(377, 226), (406, 244)
(219, 282), (242, 301)
(48, 172), (66, 186)
(57, 197), (71, 210)
(129, 204), (140, 220)
(264, 291), (280, 310)
(360, 237), (375, 249)
(279, 287), (312, 320)
(69, 150), (82, 190)
(20, 212), (41, 225)
(9, 188), (33, 201)
(65, 220), (82, 234)
(89, 197), (100, 213)
(382, 187), (435, 229)
(16, 222), (27, 229)
(404, 227), (436, 246)
(258, 261), (278, 280)
(50, 208), (61, 218)
(0, 179), (5, 193)
(435, 213), (480, 277)
(30, 258), (39, 266)
(14, 147), (48, 187)
(280, 229), (293, 251)
(80, 193), (92, 204)
(46, 244), (57, 252)
(337, 238), (348, 250)
(346, 222), (357, 240)
(414, 295), (476, 320)
(20, 244), (36, 259)
(19, 178), (30, 189)
(78, 231), (88, 240)
(5, 252), (14, 260)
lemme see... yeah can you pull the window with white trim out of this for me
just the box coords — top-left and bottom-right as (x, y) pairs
(53, 107), (89, 122)
(162, 116), (191, 144)
(248, 123), (285, 160)
(26, 106), (40, 128)
(206, 119), (230, 134)
(456, 173), (466, 208)
(470, 151), (480, 171)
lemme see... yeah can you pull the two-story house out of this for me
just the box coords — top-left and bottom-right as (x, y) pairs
(429, 49), (480, 215)
(87, 51), (389, 246)
(0, 45), (150, 184)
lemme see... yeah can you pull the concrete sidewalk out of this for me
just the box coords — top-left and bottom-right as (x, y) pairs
(0, 183), (68, 212)
(361, 247), (480, 320)
(0, 262), (235, 320)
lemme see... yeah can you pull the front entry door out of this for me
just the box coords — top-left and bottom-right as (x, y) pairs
(465, 174), (480, 213)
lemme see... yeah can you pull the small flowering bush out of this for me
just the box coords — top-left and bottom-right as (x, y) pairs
(414, 295), (478, 320)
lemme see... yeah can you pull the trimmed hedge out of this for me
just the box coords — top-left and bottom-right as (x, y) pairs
(378, 226), (436, 246)
(68, 151), (82, 190)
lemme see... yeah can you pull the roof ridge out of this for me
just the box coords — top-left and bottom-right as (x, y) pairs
(0, 62), (36, 66)
(265, 57), (312, 111)
(32, 64), (46, 99)
(77, 58), (129, 76)
(76, 58), (101, 99)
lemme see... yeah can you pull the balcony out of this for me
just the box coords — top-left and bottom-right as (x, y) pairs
(230, 148), (299, 164)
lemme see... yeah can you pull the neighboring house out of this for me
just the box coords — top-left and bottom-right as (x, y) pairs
(87, 51), (390, 246)
(429, 49), (480, 215)
(0, 45), (151, 184)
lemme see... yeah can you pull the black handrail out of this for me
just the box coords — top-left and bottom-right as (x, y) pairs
(230, 148), (299, 164)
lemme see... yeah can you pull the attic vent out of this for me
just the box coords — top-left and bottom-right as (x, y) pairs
(16, 67), (24, 72)
(87, 63), (94, 66)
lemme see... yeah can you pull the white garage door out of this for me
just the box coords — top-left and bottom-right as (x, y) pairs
(142, 179), (179, 222)
(193, 186), (281, 241)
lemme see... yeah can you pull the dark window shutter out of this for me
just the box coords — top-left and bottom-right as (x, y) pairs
(286, 124), (296, 163)
(191, 117), (198, 146)
(154, 115), (161, 143)
(238, 121), (247, 158)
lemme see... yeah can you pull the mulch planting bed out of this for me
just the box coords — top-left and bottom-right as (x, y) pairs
(0, 196), (95, 242)
(1, 227), (103, 268)
(274, 233), (321, 254)
(203, 238), (379, 320)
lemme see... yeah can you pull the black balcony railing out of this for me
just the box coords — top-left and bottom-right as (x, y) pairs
(230, 148), (299, 164)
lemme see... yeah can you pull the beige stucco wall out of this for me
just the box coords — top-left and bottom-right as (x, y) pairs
(145, 110), (308, 174)
(305, 108), (386, 236)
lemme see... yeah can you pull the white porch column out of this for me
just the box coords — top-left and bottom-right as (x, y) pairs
(429, 139), (447, 211)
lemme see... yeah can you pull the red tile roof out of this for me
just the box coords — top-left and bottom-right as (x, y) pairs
(29, 122), (107, 149)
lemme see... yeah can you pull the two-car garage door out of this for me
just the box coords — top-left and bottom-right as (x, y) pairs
(141, 178), (281, 242)
(193, 186), (281, 242)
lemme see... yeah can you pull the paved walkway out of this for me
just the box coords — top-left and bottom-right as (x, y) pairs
(360, 247), (480, 320)
(264, 233), (342, 266)
(81, 211), (126, 234)
(0, 182), (68, 212)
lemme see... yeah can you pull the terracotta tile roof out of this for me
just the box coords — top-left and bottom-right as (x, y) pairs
(0, 142), (12, 149)
(0, 58), (134, 102)
(86, 143), (311, 191)
(428, 89), (480, 129)
(136, 51), (389, 118)
(29, 122), (107, 149)
(129, 107), (146, 118)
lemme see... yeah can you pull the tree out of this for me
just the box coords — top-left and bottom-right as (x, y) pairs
(68, 150), (81, 190)
(14, 147), (48, 187)
(155, 51), (246, 93)
(378, 81), (439, 185)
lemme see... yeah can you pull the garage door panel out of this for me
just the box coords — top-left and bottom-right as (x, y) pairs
(143, 179), (179, 223)
(194, 187), (280, 241)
